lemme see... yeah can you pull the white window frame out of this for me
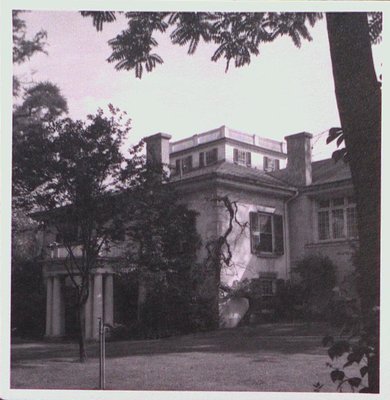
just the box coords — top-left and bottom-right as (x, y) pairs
(317, 196), (357, 241)
(250, 212), (284, 256)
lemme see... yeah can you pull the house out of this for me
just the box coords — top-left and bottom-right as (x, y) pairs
(41, 126), (357, 339)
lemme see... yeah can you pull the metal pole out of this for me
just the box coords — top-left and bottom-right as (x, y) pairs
(98, 318), (103, 389)
(102, 323), (106, 389)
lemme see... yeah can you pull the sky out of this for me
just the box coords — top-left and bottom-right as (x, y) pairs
(14, 10), (383, 160)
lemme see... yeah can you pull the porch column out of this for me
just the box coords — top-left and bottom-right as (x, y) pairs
(52, 275), (65, 336)
(92, 273), (103, 339)
(104, 274), (114, 326)
(84, 276), (93, 340)
(45, 277), (53, 336)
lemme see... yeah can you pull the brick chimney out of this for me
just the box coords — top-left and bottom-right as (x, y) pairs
(144, 132), (171, 166)
(284, 132), (313, 186)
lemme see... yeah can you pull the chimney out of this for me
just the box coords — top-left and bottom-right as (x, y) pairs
(144, 132), (171, 166)
(284, 132), (313, 186)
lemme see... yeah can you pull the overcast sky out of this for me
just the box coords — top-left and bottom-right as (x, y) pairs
(14, 10), (383, 160)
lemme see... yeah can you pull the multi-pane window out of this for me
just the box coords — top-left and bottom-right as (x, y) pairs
(199, 148), (218, 167)
(175, 155), (193, 174)
(206, 148), (218, 164)
(263, 156), (280, 172)
(317, 197), (358, 241)
(250, 212), (284, 255)
(233, 148), (251, 166)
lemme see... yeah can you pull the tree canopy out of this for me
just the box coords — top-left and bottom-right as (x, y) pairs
(81, 11), (381, 78)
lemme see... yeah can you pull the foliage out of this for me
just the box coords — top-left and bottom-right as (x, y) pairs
(292, 254), (337, 319)
(27, 106), (132, 361)
(321, 306), (379, 393)
(11, 260), (46, 338)
(273, 279), (305, 321)
(82, 12), (381, 79)
(82, 12), (323, 78)
(13, 10), (47, 65)
(13, 82), (68, 197)
(119, 162), (203, 335)
(13, 10), (47, 96)
(14, 81), (69, 122)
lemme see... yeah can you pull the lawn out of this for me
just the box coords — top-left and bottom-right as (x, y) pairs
(11, 322), (344, 392)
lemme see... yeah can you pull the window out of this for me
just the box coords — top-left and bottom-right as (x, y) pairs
(264, 156), (280, 172)
(233, 148), (251, 166)
(175, 155), (193, 175)
(199, 152), (205, 167)
(317, 197), (357, 241)
(250, 212), (284, 255)
(199, 148), (218, 167)
(206, 148), (218, 164)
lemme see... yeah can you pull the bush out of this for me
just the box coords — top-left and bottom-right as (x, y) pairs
(11, 260), (46, 338)
(273, 279), (305, 321)
(292, 254), (337, 320)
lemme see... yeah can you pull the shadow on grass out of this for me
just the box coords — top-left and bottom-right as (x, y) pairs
(11, 322), (332, 367)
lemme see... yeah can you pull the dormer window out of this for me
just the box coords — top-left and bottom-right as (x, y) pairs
(206, 148), (218, 165)
(199, 148), (218, 167)
(233, 149), (251, 167)
(175, 155), (193, 175)
(264, 156), (280, 172)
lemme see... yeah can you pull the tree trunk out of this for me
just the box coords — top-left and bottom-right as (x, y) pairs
(77, 304), (88, 363)
(326, 12), (381, 393)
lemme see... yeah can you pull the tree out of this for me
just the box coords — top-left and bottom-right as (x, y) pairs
(13, 81), (68, 197)
(11, 12), (70, 340)
(31, 106), (131, 362)
(120, 162), (202, 335)
(13, 10), (47, 96)
(82, 11), (381, 391)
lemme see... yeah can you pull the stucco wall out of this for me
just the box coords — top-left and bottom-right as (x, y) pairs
(215, 187), (289, 286)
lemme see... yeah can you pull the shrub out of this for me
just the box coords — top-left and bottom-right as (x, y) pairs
(292, 254), (337, 320)
(273, 279), (305, 321)
(11, 260), (46, 338)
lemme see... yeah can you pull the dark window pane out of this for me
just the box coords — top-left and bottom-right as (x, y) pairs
(259, 233), (273, 252)
(246, 151), (251, 166)
(199, 152), (204, 168)
(259, 214), (272, 233)
(318, 211), (330, 240)
(274, 214), (284, 254)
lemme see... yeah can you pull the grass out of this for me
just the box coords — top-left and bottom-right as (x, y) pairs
(11, 322), (342, 392)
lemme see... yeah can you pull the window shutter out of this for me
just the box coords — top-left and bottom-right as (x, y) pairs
(275, 159), (280, 170)
(199, 152), (204, 167)
(233, 148), (238, 163)
(188, 155), (193, 169)
(273, 214), (284, 254)
(175, 159), (181, 175)
(263, 156), (268, 170)
(250, 212), (259, 253)
(246, 151), (251, 166)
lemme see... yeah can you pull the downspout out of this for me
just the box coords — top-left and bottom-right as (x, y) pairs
(284, 189), (299, 281)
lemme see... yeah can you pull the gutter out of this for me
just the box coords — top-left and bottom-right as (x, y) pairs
(284, 188), (299, 281)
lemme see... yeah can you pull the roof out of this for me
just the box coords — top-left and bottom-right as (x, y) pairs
(311, 158), (352, 185)
(269, 158), (352, 187)
(170, 160), (295, 191)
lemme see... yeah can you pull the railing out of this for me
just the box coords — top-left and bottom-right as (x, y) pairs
(169, 126), (285, 154)
(48, 243), (125, 259)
